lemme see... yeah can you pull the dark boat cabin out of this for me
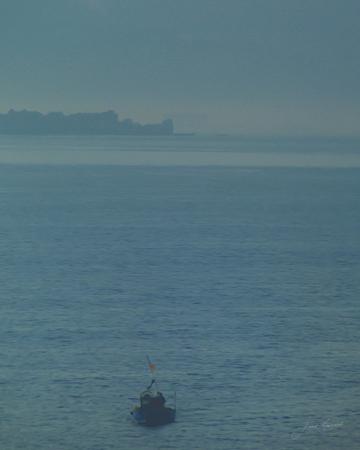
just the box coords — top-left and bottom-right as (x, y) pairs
(140, 390), (166, 409)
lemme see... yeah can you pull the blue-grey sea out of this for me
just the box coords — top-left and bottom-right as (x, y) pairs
(0, 135), (360, 450)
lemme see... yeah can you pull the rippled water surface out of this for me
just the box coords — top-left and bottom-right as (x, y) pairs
(0, 136), (359, 449)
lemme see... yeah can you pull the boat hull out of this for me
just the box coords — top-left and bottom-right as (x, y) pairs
(131, 406), (176, 426)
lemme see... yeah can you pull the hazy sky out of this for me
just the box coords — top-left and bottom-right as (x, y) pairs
(1, 0), (360, 135)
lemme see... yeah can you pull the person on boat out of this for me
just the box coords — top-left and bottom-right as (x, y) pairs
(141, 391), (166, 407)
(154, 392), (166, 407)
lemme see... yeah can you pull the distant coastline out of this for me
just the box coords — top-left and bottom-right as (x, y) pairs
(0, 109), (173, 136)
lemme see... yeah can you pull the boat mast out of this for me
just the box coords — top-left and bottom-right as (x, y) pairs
(146, 356), (158, 391)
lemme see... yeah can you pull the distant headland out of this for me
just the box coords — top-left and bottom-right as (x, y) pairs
(0, 109), (173, 136)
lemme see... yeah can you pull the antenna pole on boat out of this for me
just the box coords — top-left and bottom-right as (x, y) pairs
(146, 356), (158, 391)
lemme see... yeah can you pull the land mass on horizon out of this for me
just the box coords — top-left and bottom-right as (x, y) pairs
(0, 109), (174, 136)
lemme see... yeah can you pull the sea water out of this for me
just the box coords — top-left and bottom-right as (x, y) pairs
(0, 135), (359, 449)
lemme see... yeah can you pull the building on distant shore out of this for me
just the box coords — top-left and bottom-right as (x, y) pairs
(0, 109), (174, 136)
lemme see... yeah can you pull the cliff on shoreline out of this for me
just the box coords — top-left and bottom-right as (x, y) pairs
(0, 109), (173, 136)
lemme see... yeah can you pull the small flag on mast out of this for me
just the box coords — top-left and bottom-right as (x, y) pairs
(147, 355), (156, 372)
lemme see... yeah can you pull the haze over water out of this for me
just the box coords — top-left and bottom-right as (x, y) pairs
(0, 135), (359, 450)
(1, 135), (360, 167)
(2, 1), (360, 135)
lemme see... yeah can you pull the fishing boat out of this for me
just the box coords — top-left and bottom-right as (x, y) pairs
(130, 357), (176, 426)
